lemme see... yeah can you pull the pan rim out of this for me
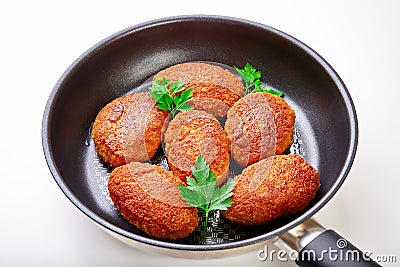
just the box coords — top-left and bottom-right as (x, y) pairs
(42, 14), (358, 252)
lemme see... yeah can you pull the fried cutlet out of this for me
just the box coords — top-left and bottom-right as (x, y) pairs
(92, 92), (168, 168)
(108, 162), (199, 239)
(164, 110), (230, 186)
(221, 154), (320, 225)
(153, 62), (244, 120)
(225, 92), (295, 167)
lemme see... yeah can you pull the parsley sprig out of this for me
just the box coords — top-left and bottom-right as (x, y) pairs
(149, 78), (194, 117)
(178, 155), (235, 242)
(234, 63), (283, 96)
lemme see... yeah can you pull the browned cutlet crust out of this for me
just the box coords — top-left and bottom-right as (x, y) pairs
(108, 162), (199, 240)
(92, 92), (168, 168)
(225, 92), (296, 167)
(164, 110), (230, 186)
(153, 62), (244, 119)
(221, 154), (320, 225)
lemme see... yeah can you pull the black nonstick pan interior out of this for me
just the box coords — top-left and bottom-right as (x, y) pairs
(42, 15), (357, 253)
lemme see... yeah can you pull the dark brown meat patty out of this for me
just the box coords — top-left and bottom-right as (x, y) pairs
(92, 92), (168, 168)
(222, 154), (320, 225)
(108, 162), (199, 240)
(225, 92), (296, 167)
(164, 110), (230, 186)
(153, 62), (244, 120)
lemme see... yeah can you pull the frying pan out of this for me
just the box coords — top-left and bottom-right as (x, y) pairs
(42, 15), (379, 266)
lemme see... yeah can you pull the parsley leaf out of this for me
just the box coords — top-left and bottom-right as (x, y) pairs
(234, 63), (283, 96)
(178, 155), (235, 243)
(252, 84), (283, 96)
(149, 78), (194, 117)
(175, 88), (193, 113)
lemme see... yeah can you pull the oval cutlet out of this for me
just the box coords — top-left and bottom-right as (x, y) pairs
(153, 62), (244, 119)
(164, 110), (231, 186)
(225, 92), (295, 167)
(108, 162), (199, 240)
(92, 92), (168, 168)
(221, 154), (320, 225)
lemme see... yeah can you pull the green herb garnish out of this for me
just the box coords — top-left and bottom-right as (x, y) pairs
(149, 78), (194, 117)
(234, 63), (283, 96)
(178, 155), (235, 242)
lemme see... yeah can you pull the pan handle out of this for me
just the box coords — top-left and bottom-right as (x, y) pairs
(276, 218), (381, 266)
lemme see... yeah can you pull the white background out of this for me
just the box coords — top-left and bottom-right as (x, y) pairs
(1, 1), (399, 266)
